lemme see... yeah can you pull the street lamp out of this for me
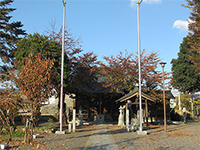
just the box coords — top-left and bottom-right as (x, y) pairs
(160, 62), (167, 132)
(137, 0), (143, 132)
(59, 0), (66, 133)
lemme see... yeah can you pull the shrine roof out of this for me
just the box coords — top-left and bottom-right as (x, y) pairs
(115, 87), (156, 103)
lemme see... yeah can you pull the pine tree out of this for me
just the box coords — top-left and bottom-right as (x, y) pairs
(0, 0), (25, 64)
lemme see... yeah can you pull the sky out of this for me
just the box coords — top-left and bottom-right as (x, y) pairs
(9, 0), (191, 93)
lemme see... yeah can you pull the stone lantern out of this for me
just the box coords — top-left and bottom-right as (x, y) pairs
(118, 106), (125, 127)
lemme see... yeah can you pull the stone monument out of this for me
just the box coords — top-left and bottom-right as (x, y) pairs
(77, 106), (83, 126)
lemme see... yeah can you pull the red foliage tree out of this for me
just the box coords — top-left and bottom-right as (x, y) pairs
(98, 50), (170, 98)
(14, 53), (54, 126)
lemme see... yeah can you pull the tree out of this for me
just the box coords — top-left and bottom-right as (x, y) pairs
(0, 72), (23, 142)
(171, 36), (200, 93)
(45, 28), (99, 93)
(70, 52), (99, 92)
(15, 29), (98, 123)
(47, 28), (101, 118)
(14, 33), (67, 94)
(97, 49), (167, 97)
(182, 0), (200, 74)
(97, 51), (137, 93)
(14, 53), (54, 126)
(193, 98), (200, 115)
(0, 0), (25, 64)
(180, 93), (191, 111)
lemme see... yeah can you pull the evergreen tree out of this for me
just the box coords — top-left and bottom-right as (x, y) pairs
(171, 36), (200, 93)
(182, 0), (200, 74)
(0, 0), (25, 64)
(15, 33), (69, 93)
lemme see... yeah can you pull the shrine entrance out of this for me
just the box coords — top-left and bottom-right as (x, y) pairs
(115, 87), (156, 129)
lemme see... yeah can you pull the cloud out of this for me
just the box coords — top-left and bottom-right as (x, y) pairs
(173, 20), (189, 32)
(130, 0), (161, 7)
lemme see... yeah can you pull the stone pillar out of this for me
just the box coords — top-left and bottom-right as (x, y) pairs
(73, 109), (76, 132)
(126, 109), (129, 131)
(68, 123), (71, 132)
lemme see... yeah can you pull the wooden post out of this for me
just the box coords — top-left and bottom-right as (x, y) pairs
(28, 120), (32, 141)
(24, 119), (29, 142)
(31, 121), (33, 141)
(123, 106), (125, 126)
(145, 100), (148, 127)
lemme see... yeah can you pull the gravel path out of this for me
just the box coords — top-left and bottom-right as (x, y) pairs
(109, 119), (200, 150)
(13, 119), (199, 150)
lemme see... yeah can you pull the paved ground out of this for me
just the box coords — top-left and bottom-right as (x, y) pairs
(85, 124), (119, 150)
(11, 118), (200, 150)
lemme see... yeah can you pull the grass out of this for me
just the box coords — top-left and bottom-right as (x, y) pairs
(0, 131), (25, 137)
(0, 125), (56, 142)
(0, 131), (25, 142)
(34, 126), (56, 130)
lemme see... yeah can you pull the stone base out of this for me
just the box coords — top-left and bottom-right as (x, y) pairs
(137, 130), (147, 135)
(55, 131), (66, 134)
(83, 123), (90, 126)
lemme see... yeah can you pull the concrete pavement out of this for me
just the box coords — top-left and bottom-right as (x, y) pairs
(85, 124), (119, 150)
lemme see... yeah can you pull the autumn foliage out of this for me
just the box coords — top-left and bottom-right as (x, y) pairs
(182, 0), (200, 74)
(97, 49), (170, 98)
(14, 53), (54, 126)
(0, 73), (23, 141)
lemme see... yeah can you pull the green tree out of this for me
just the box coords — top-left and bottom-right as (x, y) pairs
(182, 0), (200, 74)
(171, 36), (200, 93)
(14, 33), (68, 93)
(180, 93), (191, 111)
(15, 33), (71, 124)
(0, 0), (25, 64)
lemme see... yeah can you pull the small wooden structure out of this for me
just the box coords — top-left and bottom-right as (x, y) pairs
(115, 87), (156, 126)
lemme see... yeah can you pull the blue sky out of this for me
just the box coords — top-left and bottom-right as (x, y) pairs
(11, 0), (190, 75)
